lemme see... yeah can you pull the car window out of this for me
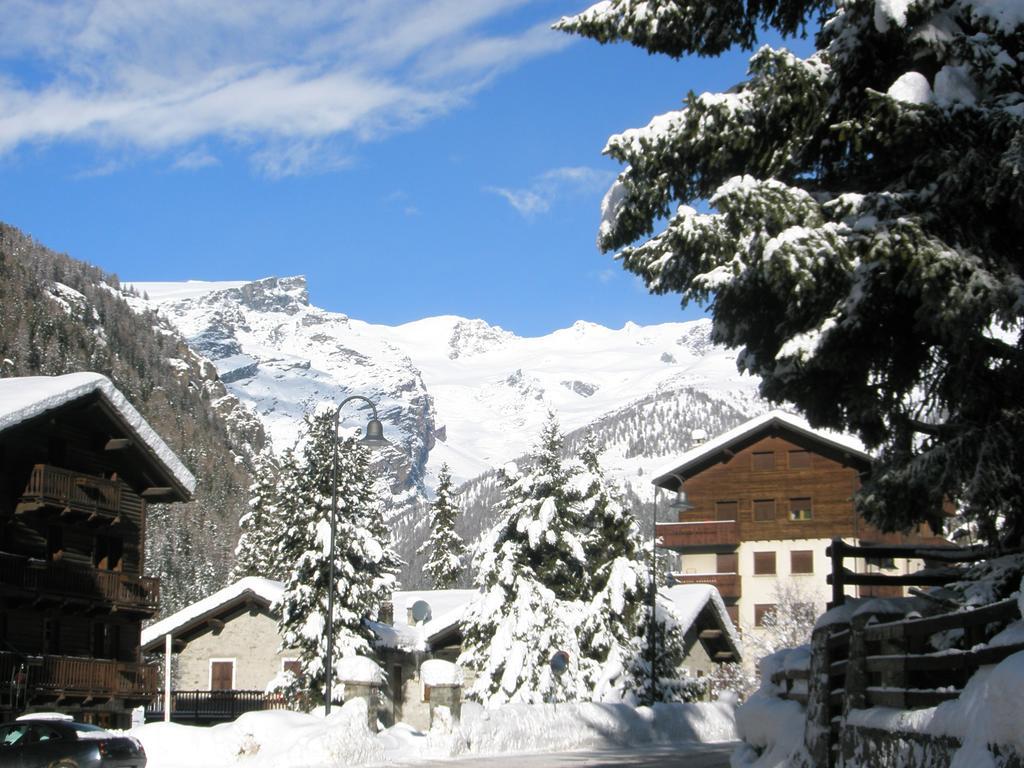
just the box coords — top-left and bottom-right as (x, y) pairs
(0, 724), (30, 746)
(30, 724), (66, 742)
(67, 723), (107, 734)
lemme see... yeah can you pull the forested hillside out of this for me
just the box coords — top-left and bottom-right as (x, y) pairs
(0, 223), (265, 614)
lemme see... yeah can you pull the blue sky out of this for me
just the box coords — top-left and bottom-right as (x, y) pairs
(0, 1), (805, 336)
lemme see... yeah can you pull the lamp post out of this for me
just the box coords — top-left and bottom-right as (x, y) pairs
(325, 395), (390, 716)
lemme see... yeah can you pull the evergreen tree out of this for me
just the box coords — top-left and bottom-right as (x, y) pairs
(558, 2), (1024, 542)
(459, 414), (591, 705)
(576, 432), (698, 704)
(417, 463), (466, 589)
(277, 409), (401, 706)
(232, 450), (287, 581)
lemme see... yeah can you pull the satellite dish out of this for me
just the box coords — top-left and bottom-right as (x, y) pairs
(550, 650), (569, 675)
(411, 600), (432, 624)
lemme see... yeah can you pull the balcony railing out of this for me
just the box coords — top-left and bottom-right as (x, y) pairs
(18, 464), (122, 521)
(0, 552), (159, 613)
(0, 652), (158, 701)
(656, 520), (740, 550)
(145, 690), (290, 724)
(671, 572), (742, 598)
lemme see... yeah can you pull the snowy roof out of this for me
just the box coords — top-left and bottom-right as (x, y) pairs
(141, 577), (283, 649)
(652, 409), (870, 490)
(661, 583), (742, 662)
(370, 589), (478, 652)
(0, 372), (196, 497)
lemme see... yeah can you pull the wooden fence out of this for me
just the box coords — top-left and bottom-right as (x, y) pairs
(145, 690), (290, 724)
(794, 594), (1024, 767)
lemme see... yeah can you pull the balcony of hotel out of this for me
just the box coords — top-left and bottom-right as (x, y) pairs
(0, 552), (159, 614)
(0, 651), (158, 703)
(670, 572), (742, 599)
(655, 520), (740, 552)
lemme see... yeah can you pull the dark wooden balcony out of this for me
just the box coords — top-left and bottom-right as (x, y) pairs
(0, 651), (158, 703)
(656, 520), (740, 551)
(17, 464), (124, 523)
(0, 552), (159, 614)
(671, 572), (742, 598)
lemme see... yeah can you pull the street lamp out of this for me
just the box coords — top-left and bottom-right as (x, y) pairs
(325, 395), (390, 716)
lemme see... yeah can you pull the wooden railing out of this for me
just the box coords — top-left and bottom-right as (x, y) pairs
(825, 538), (998, 607)
(0, 552), (159, 612)
(656, 520), (740, 550)
(145, 690), (290, 723)
(671, 572), (741, 598)
(18, 464), (122, 521)
(802, 596), (1023, 767)
(0, 652), (158, 700)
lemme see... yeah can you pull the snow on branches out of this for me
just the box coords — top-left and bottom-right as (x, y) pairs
(559, 0), (1024, 542)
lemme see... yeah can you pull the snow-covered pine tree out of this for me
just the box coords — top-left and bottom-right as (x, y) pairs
(417, 463), (466, 589)
(276, 408), (401, 706)
(557, 1), (1024, 543)
(459, 414), (591, 705)
(232, 450), (286, 581)
(575, 432), (700, 703)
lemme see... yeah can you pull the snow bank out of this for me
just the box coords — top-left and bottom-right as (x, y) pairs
(336, 655), (384, 685)
(132, 700), (736, 768)
(730, 690), (809, 768)
(420, 659), (463, 687)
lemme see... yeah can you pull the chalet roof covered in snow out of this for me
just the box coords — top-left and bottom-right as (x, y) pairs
(651, 409), (870, 491)
(141, 577), (283, 650)
(661, 583), (742, 663)
(0, 372), (196, 499)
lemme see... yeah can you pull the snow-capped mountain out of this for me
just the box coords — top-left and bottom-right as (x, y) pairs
(129, 275), (764, 495)
(129, 275), (767, 585)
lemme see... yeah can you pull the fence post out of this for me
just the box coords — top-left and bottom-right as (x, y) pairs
(829, 538), (846, 607)
(804, 625), (835, 768)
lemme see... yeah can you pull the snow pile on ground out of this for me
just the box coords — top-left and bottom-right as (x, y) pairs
(131, 699), (736, 768)
(730, 646), (812, 768)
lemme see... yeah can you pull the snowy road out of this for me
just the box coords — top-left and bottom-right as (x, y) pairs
(391, 742), (738, 768)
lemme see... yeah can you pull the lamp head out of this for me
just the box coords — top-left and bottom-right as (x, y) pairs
(360, 417), (390, 448)
(668, 489), (694, 511)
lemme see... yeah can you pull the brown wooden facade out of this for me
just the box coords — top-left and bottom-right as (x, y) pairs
(653, 414), (947, 625)
(0, 379), (191, 727)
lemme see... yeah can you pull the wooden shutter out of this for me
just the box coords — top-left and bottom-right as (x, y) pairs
(715, 501), (738, 521)
(753, 551), (776, 575)
(210, 661), (234, 691)
(716, 553), (738, 573)
(791, 550), (814, 574)
(754, 604), (776, 627)
(751, 451), (775, 471)
(753, 499), (776, 522)
(788, 450), (811, 469)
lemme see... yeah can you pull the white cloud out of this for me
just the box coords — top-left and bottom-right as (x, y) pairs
(0, 1), (571, 174)
(487, 165), (614, 218)
(173, 148), (219, 171)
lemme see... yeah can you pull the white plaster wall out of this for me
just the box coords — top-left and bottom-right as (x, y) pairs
(737, 539), (835, 629)
(174, 610), (298, 691)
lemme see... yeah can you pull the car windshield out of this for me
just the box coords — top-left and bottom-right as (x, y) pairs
(67, 723), (107, 733)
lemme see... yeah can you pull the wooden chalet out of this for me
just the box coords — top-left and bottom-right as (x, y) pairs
(652, 411), (948, 631)
(0, 372), (195, 727)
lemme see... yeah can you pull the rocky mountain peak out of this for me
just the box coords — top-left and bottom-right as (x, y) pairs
(228, 275), (309, 314)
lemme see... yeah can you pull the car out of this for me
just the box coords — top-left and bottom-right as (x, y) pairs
(0, 718), (146, 768)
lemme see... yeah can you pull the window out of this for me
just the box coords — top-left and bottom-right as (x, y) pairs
(754, 604), (777, 627)
(715, 501), (738, 521)
(789, 450), (812, 469)
(46, 526), (64, 562)
(751, 451), (775, 471)
(210, 660), (234, 691)
(791, 550), (814, 574)
(282, 659), (302, 677)
(789, 497), (813, 521)
(725, 605), (739, 627)
(92, 623), (121, 659)
(716, 553), (738, 574)
(94, 535), (124, 571)
(753, 499), (776, 522)
(753, 551), (777, 575)
(42, 618), (60, 654)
